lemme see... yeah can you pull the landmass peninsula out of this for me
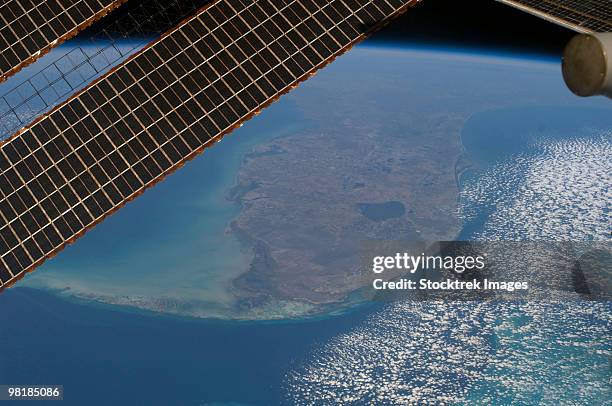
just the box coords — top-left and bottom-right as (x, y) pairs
(228, 53), (467, 310)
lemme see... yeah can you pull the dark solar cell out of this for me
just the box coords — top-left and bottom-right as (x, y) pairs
(24, 238), (43, 262)
(37, 174), (55, 196)
(151, 150), (170, 170)
(53, 136), (71, 157)
(2, 145), (20, 164)
(103, 183), (122, 205)
(46, 168), (64, 189)
(80, 172), (98, 194)
(123, 170), (142, 190)
(11, 138), (30, 158)
(89, 164), (108, 185)
(132, 162), (152, 184)
(73, 203), (92, 225)
(92, 109), (111, 129)
(14, 162), (33, 184)
(92, 190), (112, 212)
(161, 142), (180, 162)
(168, 131), (189, 153)
(3, 252), (21, 276)
(63, 210), (83, 233)
(78, 94), (98, 114)
(123, 116), (142, 137)
(43, 224), (62, 246)
(100, 156), (119, 178)
(78, 147), (95, 168)
(0, 265), (11, 284)
(127, 138), (147, 159)
(15, 191), (34, 216)
(0, 0), (127, 80)
(38, 200), (59, 226)
(114, 175), (132, 197)
(28, 180), (46, 201)
(66, 153), (85, 174)
(218, 103), (239, 124)
(59, 185), (79, 207)
(0, 178), (12, 198)
(11, 217), (29, 241)
(0, 227), (18, 252)
(33, 231), (52, 254)
(3, 168), (22, 191)
(176, 129), (198, 151)
(21, 212), (39, 236)
(83, 196), (103, 218)
(53, 217), (72, 239)
(117, 145), (136, 165)
(12, 245), (31, 268)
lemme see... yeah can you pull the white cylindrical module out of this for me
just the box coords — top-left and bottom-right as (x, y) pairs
(562, 32), (612, 98)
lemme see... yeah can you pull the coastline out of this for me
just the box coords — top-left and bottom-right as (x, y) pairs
(224, 118), (465, 313)
(17, 46), (485, 321)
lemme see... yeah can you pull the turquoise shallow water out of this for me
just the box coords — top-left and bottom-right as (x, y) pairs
(20, 95), (310, 319)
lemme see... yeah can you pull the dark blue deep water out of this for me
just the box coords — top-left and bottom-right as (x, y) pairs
(0, 288), (376, 405)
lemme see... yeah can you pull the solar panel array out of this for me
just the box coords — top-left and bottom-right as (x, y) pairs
(0, 0), (211, 140)
(497, 0), (612, 33)
(0, 0), (419, 289)
(0, 0), (127, 82)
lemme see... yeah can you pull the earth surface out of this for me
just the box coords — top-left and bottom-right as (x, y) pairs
(0, 43), (610, 405)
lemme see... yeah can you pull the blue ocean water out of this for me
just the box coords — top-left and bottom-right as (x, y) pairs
(458, 105), (612, 240)
(0, 43), (610, 405)
(0, 288), (377, 405)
